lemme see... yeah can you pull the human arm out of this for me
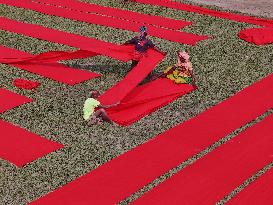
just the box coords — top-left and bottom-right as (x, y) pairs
(99, 101), (120, 109)
(147, 40), (166, 55)
(124, 37), (137, 45)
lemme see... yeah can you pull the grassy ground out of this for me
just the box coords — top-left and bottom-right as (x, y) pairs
(0, 0), (273, 204)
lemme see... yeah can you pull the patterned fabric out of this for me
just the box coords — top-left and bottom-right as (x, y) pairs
(164, 64), (193, 84)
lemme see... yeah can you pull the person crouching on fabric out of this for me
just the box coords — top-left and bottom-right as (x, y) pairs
(83, 90), (119, 125)
(151, 51), (197, 88)
(124, 26), (156, 69)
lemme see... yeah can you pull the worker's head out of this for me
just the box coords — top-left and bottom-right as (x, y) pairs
(140, 25), (147, 33)
(178, 51), (190, 62)
(90, 90), (100, 98)
(139, 26), (147, 39)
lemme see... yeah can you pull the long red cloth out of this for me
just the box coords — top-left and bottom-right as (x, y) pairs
(0, 45), (100, 85)
(132, 113), (273, 205)
(0, 88), (32, 113)
(132, 0), (273, 27)
(107, 78), (194, 125)
(29, 72), (273, 204)
(132, 0), (273, 45)
(0, 119), (64, 167)
(0, 17), (133, 61)
(0, 0), (208, 45)
(34, 0), (191, 30)
(227, 167), (273, 205)
(0, 88), (64, 167)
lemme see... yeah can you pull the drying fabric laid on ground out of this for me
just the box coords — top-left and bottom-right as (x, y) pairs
(107, 78), (194, 125)
(0, 45), (100, 85)
(227, 166), (273, 205)
(29, 72), (273, 204)
(132, 0), (273, 45)
(0, 17), (133, 61)
(13, 78), (41, 90)
(0, 88), (63, 167)
(98, 48), (165, 105)
(0, 18), (189, 125)
(0, 0), (208, 45)
(132, 114), (273, 204)
(0, 119), (64, 167)
(33, 0), (191, 30)
(131, 0), (273, 27)
(239, 27), (273, 45)
(0, 88), (32, 113)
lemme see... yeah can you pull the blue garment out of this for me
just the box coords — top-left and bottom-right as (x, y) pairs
(125, 36), (155, 53)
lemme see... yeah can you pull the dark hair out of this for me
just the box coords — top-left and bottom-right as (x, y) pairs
(140, 26), (147, 33)
(90, 90), (99, 98)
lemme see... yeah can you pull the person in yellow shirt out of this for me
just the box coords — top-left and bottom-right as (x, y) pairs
(83, 90), (119, 125)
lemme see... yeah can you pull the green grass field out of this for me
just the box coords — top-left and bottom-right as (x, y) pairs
(0, 0), (273, 204)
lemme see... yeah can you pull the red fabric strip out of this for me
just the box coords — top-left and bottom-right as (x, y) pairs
(131, 0), (273, 45)
(0, 88), (32, 113)
(98, 49), (165, 105)
(0, 119), (64, 167)
(132, 0), (273, 27)
(0, 45), (100, 85)
(29, 72), (273, 205)
(0, 0), (208, 45)
(107, 78), (194, 125)
(227, 167), (273, 205)
(35, 0), (191, 30)
(132, 114), (273, 205)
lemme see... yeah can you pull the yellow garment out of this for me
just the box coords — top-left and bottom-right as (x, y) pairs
(164, 64), (193, 84)
(83, 98), (100, 121)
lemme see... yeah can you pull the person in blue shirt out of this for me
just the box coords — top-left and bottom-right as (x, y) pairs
(125, 26), (156, 68)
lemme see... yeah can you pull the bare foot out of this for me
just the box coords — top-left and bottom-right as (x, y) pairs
(88, 116), (97, 126)
(96, 118), (103, 125)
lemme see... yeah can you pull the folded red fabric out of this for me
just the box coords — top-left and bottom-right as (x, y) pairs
(239, 27), (273, 45)
(13, 78), (41, 90)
